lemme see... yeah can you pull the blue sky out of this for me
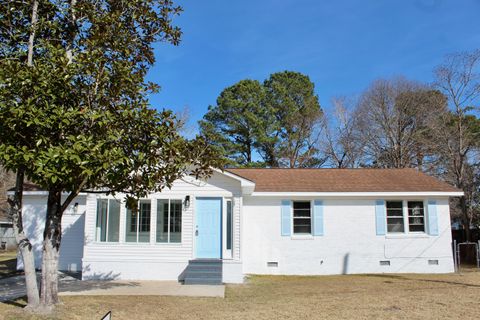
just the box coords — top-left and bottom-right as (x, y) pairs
(147, 0), (480, 135)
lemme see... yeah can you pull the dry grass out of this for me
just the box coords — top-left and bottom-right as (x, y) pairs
(1, 271), (480, 320)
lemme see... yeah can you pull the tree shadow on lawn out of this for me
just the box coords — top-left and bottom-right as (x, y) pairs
(1, 296), (27, 308)
(0, 256), (22, 279)
(58, 271), (141, 294)
(364, 273), (480, 288)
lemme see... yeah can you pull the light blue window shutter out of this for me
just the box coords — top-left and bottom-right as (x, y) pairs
(313, 200), (324, 236)
(281, 200), (291, 236)
(427, 200), (439, 236)
(375, 200), (386, 235)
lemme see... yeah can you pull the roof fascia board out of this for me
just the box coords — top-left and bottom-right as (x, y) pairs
(212, 168), (256, 194)
(6, 191), (88, 196)
(250, 191), (464, 197)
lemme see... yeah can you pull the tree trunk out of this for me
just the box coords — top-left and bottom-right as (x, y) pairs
(8, 168), (40, 308)
(40, 189), (62, 307)
(27, 0), (38, 66)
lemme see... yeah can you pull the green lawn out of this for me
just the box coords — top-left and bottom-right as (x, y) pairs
(1, 270), (479, 320)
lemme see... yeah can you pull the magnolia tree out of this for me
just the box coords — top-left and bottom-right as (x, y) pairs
(0, 0), (223, 311)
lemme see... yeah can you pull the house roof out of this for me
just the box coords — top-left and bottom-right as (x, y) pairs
(7, 182), (44, 192)
(225, 168), (461, 193)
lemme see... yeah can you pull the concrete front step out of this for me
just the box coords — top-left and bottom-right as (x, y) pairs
(183, 259), (223, 285)
(184, 277), (223, 285)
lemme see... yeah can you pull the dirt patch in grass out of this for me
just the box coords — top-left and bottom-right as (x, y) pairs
(1, 272), (479, 320)
(0, 250), (20, 279)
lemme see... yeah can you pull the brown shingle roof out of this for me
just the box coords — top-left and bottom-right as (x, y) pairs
(226, 168), (461, 193)
(7, 182), (44, 192)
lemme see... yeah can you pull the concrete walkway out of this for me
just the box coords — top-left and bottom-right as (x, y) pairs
(60, 280), (225, 297)
(0, 273), (224, 302)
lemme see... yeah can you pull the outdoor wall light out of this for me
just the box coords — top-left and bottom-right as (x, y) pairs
(185, 195), (190, 208)
(73, 202), (79, 214)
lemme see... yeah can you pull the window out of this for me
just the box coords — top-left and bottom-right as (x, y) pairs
(226, 200), (233, 250)
(293, 201), (311, 235)
(386, 201), (404, 233)
(95, 199), (120, 242)
(157, 199), (182, 243)
(386, 200), (426, 234)
(408, 201), (425, 232)
(126, 200), (151, 243)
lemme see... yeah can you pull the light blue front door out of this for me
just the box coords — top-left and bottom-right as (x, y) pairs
(195, 198), (222, 259)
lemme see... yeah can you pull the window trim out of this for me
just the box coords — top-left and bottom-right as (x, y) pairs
(385, 199), (427, 235)
(386, 200), (405, 234)
(406, 200), (426, 234)
(95, 198), (121, 243)
(223, 198), (234, 259)
(291, 200), (313, 236)
(125, 199), (152, 243)
(156, 198), (183, 244)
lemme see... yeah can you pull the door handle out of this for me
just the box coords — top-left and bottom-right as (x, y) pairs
(195, 226), (198, 236)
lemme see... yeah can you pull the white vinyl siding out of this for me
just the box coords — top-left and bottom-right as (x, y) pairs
(82, 171), (243, 280)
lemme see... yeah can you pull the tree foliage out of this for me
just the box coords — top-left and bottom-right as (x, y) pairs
(199, 80), (267, 167)
(200, 71), (324, 168)
(354, 78), (447, 169)
(0, 0), (223, 309)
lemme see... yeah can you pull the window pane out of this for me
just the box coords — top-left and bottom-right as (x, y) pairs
(293, 209), (311, 218)
(293, 201), (311, 234)
(386, 201), (402, 209)
(138, 201), (151, 243)
(293, 224), (311, 234)
(386, 201), (404, 233)
(96, 199), (108, 241)
(408, 201), (424, 216)
(156, 200), (168, 243)
(125, 207), (136, 242)
(107, 200), (120, 242)
(293, 201), (311, 210)
(409, 224), (425, 232)
(387, 218), (405, 232)
(408, 201), (424, 232)
(170, 200), (182, 243)
(386, 208), (403, 217)
(226, 200), (232, 250)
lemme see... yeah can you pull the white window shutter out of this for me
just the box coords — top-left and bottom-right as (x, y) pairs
(375, 200), (386, 235)
(313, 200), (324, 236)
(281, 200), (291, 236)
